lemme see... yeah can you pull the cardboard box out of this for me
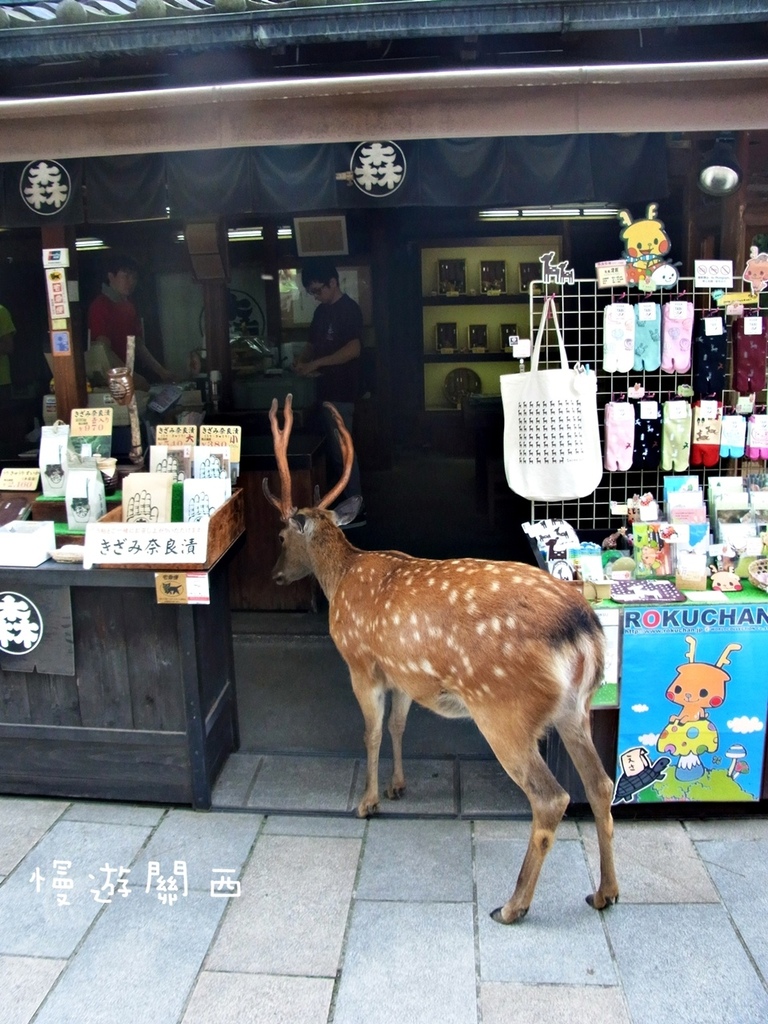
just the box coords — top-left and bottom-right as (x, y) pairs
(0, 520), (56, 567)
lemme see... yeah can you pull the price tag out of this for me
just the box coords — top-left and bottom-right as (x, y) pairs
(704, 316), (724, 336)
(699, 400), (719, 419)
(595, 261), (629, 288)
(0, 467), (40, 491)
(637, 302), (657, 322)
(667, 301), (688, 321)
(199, 424), (242, 463)
(156, 423), (198, 446)
(639, 401), (658, 420)
(667, 401), (690, 420)
(70, 407), (114, 436)
(744, 316), (764, 336)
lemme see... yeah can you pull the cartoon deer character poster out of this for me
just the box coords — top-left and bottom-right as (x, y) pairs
(618, 203), (679, 292)
(614, 606), (768, 803)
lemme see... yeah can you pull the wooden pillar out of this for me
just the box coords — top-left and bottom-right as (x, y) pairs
(720, 131), (751, 264)
(41, 224), (87, 422)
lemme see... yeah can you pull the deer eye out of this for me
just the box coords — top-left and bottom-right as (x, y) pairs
(673, 685), (682, 694)
(699, 689), (708, 698)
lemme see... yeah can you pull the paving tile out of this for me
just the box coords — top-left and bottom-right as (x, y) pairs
(61, 802), (167, 827)
(32, 889), (227, 1024)
(181, 971), (334, 1024)
(606, 903), (768, 1024)
(356, 819), (473, 902)
(333, 901), (477, 1024)
(129, 809), (261, 892)
(683, 816), (768, 841)
(580, 820), (719, 904)
(697, 838), (768, 977)
(245, 755), (356, 813)
(205, 834), (360, 977)
(0, 820), (152, 958)
(211, 753), (262, 809)
(262, 815), (366, 838)
(473, 819), (576, 841)
(349, 757), (456, 815)
(460, 759), (530, 817)
(0, 955), (65, 1024)
(0, 799), (70, 876)
(475, 839), (617, 984)
(480, 982), (631, 1024)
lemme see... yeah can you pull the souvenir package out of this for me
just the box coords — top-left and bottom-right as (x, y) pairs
(39, 423), (69, 497)
(149, 444), (194, 481)
(193, 446), (232, 493)
(121, 473), (174, 525)
(602, 302), (635, 373)
(183, 478), (230, 523)
(65, 462), (107, 530)
(632, 522), (675, 577)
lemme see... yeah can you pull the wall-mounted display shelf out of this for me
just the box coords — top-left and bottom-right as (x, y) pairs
(420, 236), (561, 410)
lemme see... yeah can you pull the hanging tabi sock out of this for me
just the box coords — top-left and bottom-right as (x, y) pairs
(690, 399), (723, 467)
(719, 414), (747, 460)
(661, 399), (692, 471)
(631, 397), (662, 469)
(693, 313), (727, 395)
(732, 313), (768, 394)
(604, 401), (635, 471)
(661, 299), (694, 373)
(633, 301), (662, 371)
(602, 302), (635, 373)
(746, 413), (768, 459)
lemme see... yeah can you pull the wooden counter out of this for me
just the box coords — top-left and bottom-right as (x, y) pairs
(228, 434), (326, 611)
(0, 552), (240, 808)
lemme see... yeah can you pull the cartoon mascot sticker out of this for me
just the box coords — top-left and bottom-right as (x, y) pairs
(618, 203), (679, 292)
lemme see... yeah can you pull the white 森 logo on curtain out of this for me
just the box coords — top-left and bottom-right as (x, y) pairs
(350, 142), (406, 196)
(19, 160), (71, 215)
(0, 592), (43, 654)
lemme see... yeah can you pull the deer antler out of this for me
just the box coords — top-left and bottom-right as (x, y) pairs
(262, 394), (297, 521)
(315, 401), (354, 510)
(716, 643), (742, 669)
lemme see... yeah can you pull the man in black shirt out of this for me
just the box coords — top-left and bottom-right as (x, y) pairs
(295, 259), (364, 521)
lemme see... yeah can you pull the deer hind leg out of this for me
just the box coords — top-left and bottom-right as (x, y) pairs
(478, 723), (570, 924)
(349, 671), (386, 818)
(385, 688), (412, 801)
(555, 709), (619, 911)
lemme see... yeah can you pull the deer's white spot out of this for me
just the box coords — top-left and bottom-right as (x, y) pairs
(476, 622), (487, 636)
(506, 616), (516, 630)
(491, 618), (501, 633)
(420, 660), (438, 676)
(493, 666), (506, 678)
(449, 590), (458, 605)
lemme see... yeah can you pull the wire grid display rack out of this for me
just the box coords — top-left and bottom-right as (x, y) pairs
(524, 277), (762, 532)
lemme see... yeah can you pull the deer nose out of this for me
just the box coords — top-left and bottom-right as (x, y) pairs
(272, 568), (286, 586)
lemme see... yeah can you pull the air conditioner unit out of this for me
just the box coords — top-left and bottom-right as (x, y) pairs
(293, 216), (349, 257)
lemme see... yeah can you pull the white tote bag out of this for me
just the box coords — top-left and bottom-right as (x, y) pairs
(500, 296), (603, 501)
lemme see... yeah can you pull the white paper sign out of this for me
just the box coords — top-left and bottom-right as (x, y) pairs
(83, 521), (208, 569)
(694, 260), (733, 289)
(704, 316), (724, 336)
(744, 316), (764, 336)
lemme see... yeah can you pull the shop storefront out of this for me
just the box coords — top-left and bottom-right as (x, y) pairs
(1, 7), (768, 809)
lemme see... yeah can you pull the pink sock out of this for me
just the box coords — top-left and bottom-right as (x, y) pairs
(604, 402), (635, 471)
(661, 300), (694, 373)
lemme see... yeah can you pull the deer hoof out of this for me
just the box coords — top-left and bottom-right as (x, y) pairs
(356, 798), (379, 818)
(385, 784), (406, 801)
(586, 892), (619, 910)
(490, 905), (528, 925)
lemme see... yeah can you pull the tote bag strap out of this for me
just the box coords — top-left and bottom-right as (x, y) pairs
(530, 295), (569, 372)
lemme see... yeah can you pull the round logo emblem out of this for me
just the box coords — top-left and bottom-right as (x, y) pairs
(19, 160), (72, 216)
(0, 592), (44, 654)
(350, 142), (406, 197)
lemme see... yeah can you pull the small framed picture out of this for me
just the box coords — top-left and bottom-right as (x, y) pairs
(519, 262), (542, 294)
(435, 322), (458, 353)
(480, 260), (506, 295)
(468, 324), (488, 352)
(438, 259), (466, 296)
(500, 323), (519, 351)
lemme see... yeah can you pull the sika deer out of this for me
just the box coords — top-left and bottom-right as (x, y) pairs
(263, 395), (618, 924)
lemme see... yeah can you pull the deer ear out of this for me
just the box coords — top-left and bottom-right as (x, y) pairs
(331, 496), (362, 526)
(290, 513), (308, 533)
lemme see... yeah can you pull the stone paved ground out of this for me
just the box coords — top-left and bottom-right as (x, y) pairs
(1, 797), (767, 1024)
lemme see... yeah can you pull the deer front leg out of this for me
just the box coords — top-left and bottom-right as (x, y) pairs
(386, 688), (412, 800)
(350, 674), (386, 817)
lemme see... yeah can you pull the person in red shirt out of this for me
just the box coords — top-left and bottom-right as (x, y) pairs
(87, 254), (173, 389)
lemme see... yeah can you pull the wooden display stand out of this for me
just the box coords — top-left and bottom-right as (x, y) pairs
(0, 498), (245, 808)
